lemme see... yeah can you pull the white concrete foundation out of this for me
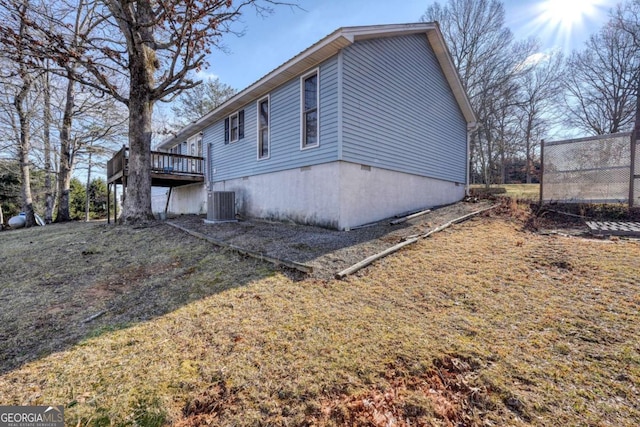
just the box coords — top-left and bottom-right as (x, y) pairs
(211, 161), (465, 230)
(152, 183), (207, 215)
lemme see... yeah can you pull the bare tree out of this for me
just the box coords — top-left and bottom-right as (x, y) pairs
(55, 87), (127, 223)
(40, 65), (55, 223)
(52, 0), (100, 223)
(488, 82), (520, 184)
(564, 20), (640, 135)
(613, 0), (640, 150)
(614, 0), (640, 47)
(516, 51), (564, 183)
(423, 0), (535, 185)
(0, 0), (41, 227)
(5, 0), (292, 223)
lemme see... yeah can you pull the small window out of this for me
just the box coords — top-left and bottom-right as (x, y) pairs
(230, 113), (239, 142)
(301, 70), (319, 149)
(224, 109), (245, 144)
(257, 97), (269, 159)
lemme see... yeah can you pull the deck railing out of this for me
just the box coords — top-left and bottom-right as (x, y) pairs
(151, 151), (204, 175)
(107, 146), (204, 182)
(107, 146), (127, 179)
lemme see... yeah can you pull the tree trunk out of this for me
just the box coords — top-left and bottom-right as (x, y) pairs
(122, 91), (154, 223)
(121, 21), (156, 223)
(43, 67), (54, 223)
(17, 108), (35, 227)
(55, 76), (75, 222)
(482, 126), (494, 187)
(85, 148), (92, 221)
(500, 146), (507, 185)
(14, 1), (35, 228)
(525, 117), (533, 184)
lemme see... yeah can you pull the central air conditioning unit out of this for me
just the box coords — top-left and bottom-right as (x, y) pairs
(207, 191), (236, 222)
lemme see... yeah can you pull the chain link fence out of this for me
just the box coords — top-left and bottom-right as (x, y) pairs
(541, 132), (637, 205)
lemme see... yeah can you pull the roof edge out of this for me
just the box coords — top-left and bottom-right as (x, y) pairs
(159, 22), (476, 149)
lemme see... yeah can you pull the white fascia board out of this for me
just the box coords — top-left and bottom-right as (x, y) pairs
(159, 29), (352, 149)
(159, 22), (477, 149)
(343, 22), (437, 41)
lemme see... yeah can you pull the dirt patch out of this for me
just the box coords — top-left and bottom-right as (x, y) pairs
(177, 381), (240, 427)
(306, 355), (492, 426)
(168, 200), (496, 280)
(174, 355), (494, 427)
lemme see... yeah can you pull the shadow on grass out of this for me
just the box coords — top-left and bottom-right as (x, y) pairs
(0, 221), (276, 375)
(0, 201), (491, 375)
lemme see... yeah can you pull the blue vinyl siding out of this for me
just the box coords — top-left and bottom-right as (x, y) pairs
(207, 56), (339, 182)
(342, 34), (467, 183)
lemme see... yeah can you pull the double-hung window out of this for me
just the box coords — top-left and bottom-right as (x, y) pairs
(230, 114), (239, 141)
(224, 110), (245, 144)
(301, 70), (319, 149)
(257, 96), (270, 159)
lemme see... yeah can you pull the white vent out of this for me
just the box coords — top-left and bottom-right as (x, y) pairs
(207, 191), (235, 221)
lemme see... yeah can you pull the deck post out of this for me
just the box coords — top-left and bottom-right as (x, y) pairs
(164, 187), (173, 217)
(114, 184), (118, 222)
(107, 183), (111, 224)
(122, 176), (126, 210)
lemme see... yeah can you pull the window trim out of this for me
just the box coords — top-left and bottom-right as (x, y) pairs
(256, 95), (271, 160)
(229, 112), (240, 143)
(300, 68), (320, 150)
(224, 109), (245, 144)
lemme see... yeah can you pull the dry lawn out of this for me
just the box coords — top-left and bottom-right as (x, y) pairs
(0, 205), (639, 426)
(471, 184), (540, 201)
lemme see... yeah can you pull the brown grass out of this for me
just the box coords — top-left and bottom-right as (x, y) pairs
(0, 206), (639, 426)
(471, 184), (540, 201)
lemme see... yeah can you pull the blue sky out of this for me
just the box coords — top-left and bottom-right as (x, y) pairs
(202, 0), (620, 91)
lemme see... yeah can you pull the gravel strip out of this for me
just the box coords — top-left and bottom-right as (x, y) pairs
(168, 200), (495, 280)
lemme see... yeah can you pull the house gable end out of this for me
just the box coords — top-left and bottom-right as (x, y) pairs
(341, 33), (468, 183)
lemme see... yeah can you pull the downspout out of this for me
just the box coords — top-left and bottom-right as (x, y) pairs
(466, 122), (478, 196)
(336, 49), (345, 229)
(337, 50), (344, 161)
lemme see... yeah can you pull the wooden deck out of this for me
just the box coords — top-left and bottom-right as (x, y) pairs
(106, 146), (205, 223)
(107, 146), (205, 188)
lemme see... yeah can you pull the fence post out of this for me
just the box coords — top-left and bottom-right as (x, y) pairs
(630, 130), (636, 208)
(539, 139), (544, 206)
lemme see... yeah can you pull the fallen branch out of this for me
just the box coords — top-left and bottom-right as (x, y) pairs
(166, 222), (313, 274)
(81, 310), (107, 324)
(335, 237), (419, 279)
(542, 208), (588, 219)
(390, 209), (431, 225)
(422, 205), (497, 238)
(349, 220), (382, 230)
